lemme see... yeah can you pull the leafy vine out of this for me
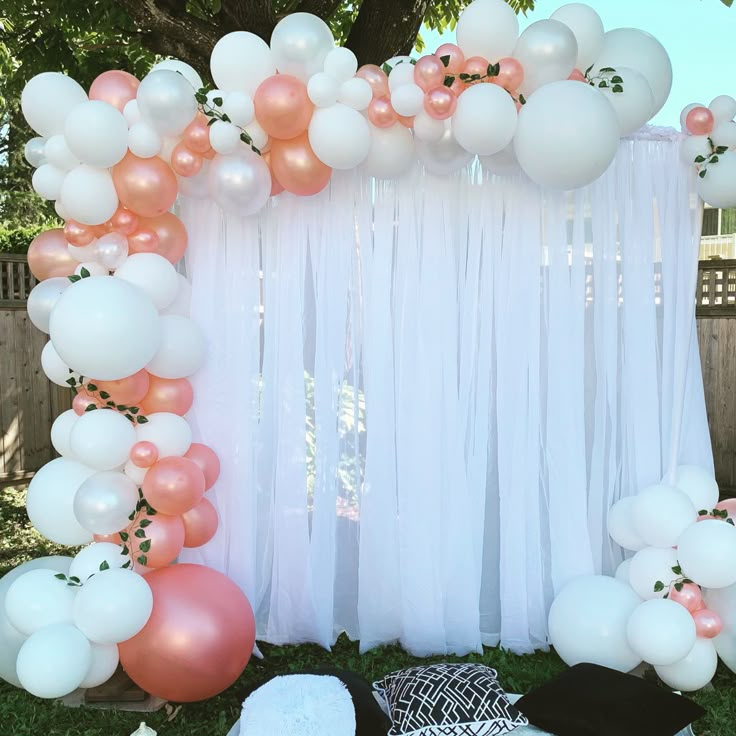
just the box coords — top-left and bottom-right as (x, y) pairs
(694, 137), (729, 179)
(585, 64), (625, 94)
(194, 86), (262, 156)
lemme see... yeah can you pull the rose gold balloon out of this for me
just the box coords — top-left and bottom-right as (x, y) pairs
(202, 148), (216, 160)
(140, 375), (193, 416)
(63, 220), (96, 247)
(184, 443), (221, 490)
(414, 55), (445, 92)
(131, 512), (185, 568)
(72, 390), (103, 415)
(27, 229), (77, 280)
(171, 142), (203, 178)
(112, 152), (178, 218)
(261, 151), (284, 196)
(356, 64), (389, 98)
(92, 369), (150, 405)
(568, 68), (587, 83)
(269, 133), (332, 197)
(424, 87), (457, 120)
(494, 57), (524, 91)
(716, 499), (736, 518)
(118, 563), (256, 702)
(435, 43), (465, 75)
(89, 70), (140, 112)
(463, 56), (490, 81)
(181, 498), (218, 548)
(693, 608), (723, 639)
(143, 456), (206, 516)
(109, 207), (139, 236)
(127, 228), (160, 255)
(368, 96), (398, 128)
(686, 106), (715, 136)
(669, 582), (703, 613)
(183, 114), (212, 154)
(254, 74), (314, 140)
(94, 531), (123, 544)
(136, 213), (188, 264)
(130, 440), (159, 469)
(450, 78), (466, 97)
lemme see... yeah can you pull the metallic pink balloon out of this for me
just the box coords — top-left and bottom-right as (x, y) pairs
(716, 499), (736, 518)
(414, 55), (445, 92)
(94, 531), (123, 544)
(398, 114), (415, 128)
(27, 228), (77, 280)
(356, 64), (389, 98)
(686, 106), (715, 136)
(64, 220), (96, 247)
(693, 608), (723, 639)
(269, 132), (332, 197)
(171, 141), (203, 178)
(109, 207), (139, 236)
(669, 582), (703, 613)
(135, 212), (188, 264)
(143, 456), (206, 516)
(130, 441), (159, 469)
(424, 87), (457, 120)
(89, 70), (140, 112)
(494, 57), (524, 91)
(140, 375), (193, 416)
(568, 68), (587, 83)
(181, 498), (218, 548)
(132, 512), (185, 568)
(92, 369), (150, 405)
(72, 390), (103, 415)
(450, 78), (466, 97)
(118, 563), (256, 702)
(184, 443), (221, 490)
(463, 56), (491, 81)
(435, 43), (465, 75)
(127, 228), (160, 255)
(254, 74), (313, 140)
(368, 96), (398, 128)
(262, 151), (285, 196)
(112, 152), (178, 218)
(183, 114), (212, 154)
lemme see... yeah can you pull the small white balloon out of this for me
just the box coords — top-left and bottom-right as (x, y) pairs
(308, 104), (371, 170)
(124, 459), (148, 486)
(628, 546), (679, 600)
(64, 100), (129, 168)
(413, 112), (445, 143)
(161, 273), (192, 317)
(308, 72), (340, 108)
(27, 276), (69, 334)
(55, 199), (71, 221)
(388, 63), (416, 92)
(123, 99), (142, 126)
(456, 0), (519, 62)
(711, 121), (736, 149)
(51, 409), (79, 459)
(41, 341), (80, 387)
(114, 253), (179, 311)
(211, 32), (276, 96)
(680, 135), (711, 167)
(80, 642), (119, 689)
(208, 151), (272, 216)
(32, 164), (66, 200)
(416, 126), (474, 175)
(209, 120), (241, 155)
(513, 20), (578, 96)
(95, 232), (129, 271)
(452, 83), (518, 156)
(75, 261), (108, 278)
(338, 77), (373, 111)
(632, 484), (697, 549)
(69, 543), (128, 583)
(697, 151), (736, 209)
(44, 135), (81, 171)
(5, 569), (77, 635)
(146, 315), (206, 380)
(615, 558), (632, 584)
(135, 412), (192, 458)
(60, 164), (119, 226)
(709, 95), (736, 125)
(598, 67), (655, 136)
(137, 70), (198, 136)
(677, 519), (736, 589)
(324, 47), (358, 83)
(270, 13), (335, 81)
(607, 496), (647, 551)
(244, 120), (269, 150)
(25, 137), (47, 167)
(479, 143), (519, 175)
(128, 122), (163, 158)
(222, 91), (255, 126)
(21, 72), (88, 137)
(674, 465), (720, 512)
(363, 123), (415, 180)
(157, 136), (178, 165)
(69, 409), (137, 471)
(390, 83), (425, 117)
(73, 471), (139, 536)
(655, 638), (717, 692)
(151, 58), (203, 90)
(627, 598), (697, 666)
(550, 3), (605, 72)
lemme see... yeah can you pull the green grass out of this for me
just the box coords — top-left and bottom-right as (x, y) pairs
(2, 484), (736, 735)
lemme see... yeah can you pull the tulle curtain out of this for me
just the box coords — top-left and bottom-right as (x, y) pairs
(180, 126), (713, 656)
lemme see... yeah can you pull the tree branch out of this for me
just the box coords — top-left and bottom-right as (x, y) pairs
(219, 0), (276, 40)
(296, 0), (344, 20)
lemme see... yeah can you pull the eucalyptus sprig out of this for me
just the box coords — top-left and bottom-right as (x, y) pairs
(120, 488), (158, 568)
(694, 137), (729, 179)
(585, 64), (625, 94)
(194, 86), (262, 156)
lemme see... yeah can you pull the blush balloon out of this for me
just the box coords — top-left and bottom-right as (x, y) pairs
(130, 441), (159, 469)
(269, 132), (332, 196)
(109, 207), (139, 236)
(89, 70), (140, 112)
(435, 43), (465, 75)
(140, 375), (193, 416)
(127, 228), (160, 255)
(183, 114), (212, 154)
(112, 152), (178, 218)
(92, 369), (150, 405)
(143, 456), (206, 516)
(28, 229), (77, 280)
(494, 57), (524, 91)
(181, 498), (218, 548)
(368, 96), (398, 128)
(424, 87), (457, 120)
(94, 531), (123, 544)
(669, 582), (703, 613)
(414, 55), (445, 92)
(463, 56), (490, 81)
(132, 512), (185, 568)
(72, 390), (103, 415)
(136, 213), (188, 264)
(184, 443), (221, 490)
(262, 151), (285, 196)
(171, 142), (203, 178)
(568, 68), (587, 82)
(686, 106), (715, 136)
(356, 65), (389, 98)
(64, 220), (96, 247)
(693, 608), (723, 639)
(254, 75), (313, 140)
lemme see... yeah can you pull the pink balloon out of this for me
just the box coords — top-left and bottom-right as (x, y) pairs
(424, 87), (457, 120)
(463, 56), (490, 81)
(368, 96), (398, 128)
(112, 152), (178, 218)
(89, 70), (140, 112)
(414, 55), (445, 93)
(450, 78), (466, 97)
(109, 207), (139, 236)
(397, 114), (415, 128)
(254, 75), (313, 140)
(132, 512), (185, 568)
(184, 443), (221, 490)
(269, 132), (332, 197)
(494, 58), (524, 91)
(63, 220), (96, 247)
(134, 212), (188, 264)
(716, 499), (736, 518)
(94, 531), (123, 544)
(262, 151), (285, 196)
(27, 228), (77, 281)
(140, 375), (193, 416)
(118, 564), (255, 702)
(686, 106), (715, 136)
(356, 64), (389, 98)
(92, 369), (150, 405)
(143, 457), (206, 516)
(669, 582), (703, 613)
(568, 68), (587, 83)
(693, 608), (723, 639)
(72, 390), (104, 415)
(130, 441), (159, 469)
(171, 142), (203, 178)
(183, 114), (212, 154)
(181, 498), (218, 548)
(435, 43), (465, 75)
(127, 228), (160, 255)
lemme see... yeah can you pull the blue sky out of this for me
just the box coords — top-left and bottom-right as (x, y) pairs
(421, 0), (736, 128)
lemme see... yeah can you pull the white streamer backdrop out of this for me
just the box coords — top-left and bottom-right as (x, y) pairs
(180, 127), (713, 656)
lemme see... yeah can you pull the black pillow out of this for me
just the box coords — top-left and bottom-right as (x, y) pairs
(515, 663), (705, 736)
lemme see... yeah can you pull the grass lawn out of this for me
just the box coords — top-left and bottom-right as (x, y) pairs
(2, 485), (736, 735)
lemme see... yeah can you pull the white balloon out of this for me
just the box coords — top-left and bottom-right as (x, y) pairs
(513, 20), (578, 96)
(60, 164), (119, 226)
(211, 32), (276, 96)
(80, 642), (119, 689)
(388, 63), (416, 92)
(157, 135), (178, 165)
(161, 273), (192, 317)
(704, 584), (736, 635)
(135, 412), (192, 458)
(16, 624), (91, 698)
(550, 3), (604, 72)
(479, 143), (519, 175)
(25, 137), (47, 168)
(324, 47), (358, 83)
(709, 95), (736, 125)
(49, 276), (161, 381)
(627, 598), (697, 666)
(244, 120), (269, 150)
(68, 242), (97, 265)
(680, 135), (711, 167)
(26, 458), (95, 546)
(308, 72), (340, 108)
(146, 313), (205, 379)
(607, 496), (647, 551)
(27, 277), (69, 334)
(714, 632), (736, 674)
(383, 56), (412, 71)
(177, 160), (211, 200)
(32, 164), (66, 200)
(548, 575), (642, 672)
(628, 546), (679, 600)
(514, 80), (619, 189)
(680, 103), (703, 132)
(5, 569), (77, 635)
(209, 120), (242, 155)
(270, 13), (334, 81)
(697, 151), (736, 209)
(712, 122), (736, 149)
(390, 84), (425, 117)
(55, 199), (71, 221)
(674, 465), (720, 512)
(21, 72), (88, 137)
(678, 519), (736, 589)
(151, 58), (203, 90)
(64, 100), (129, 168)
(632, 484), (697, 548)
(457, 0), (519, 62)
(598, 67), (655, 136)
(338, 77), (373, 111)
(70, 543), (128, 583)
(413, 112), (445, 143)
(41, 341), (79, 387)
(123, 99), (142, 126)
(594, 28), (672, 116)
(95, 232), (129, 271)
(363, 123), (415, 180)
(206, 89), (226, 109)
(73, 569), (153, 644)
(44, 135), (81, 171)
(114, 253), (179, 311)
(209, 151), (272, 216)
(308, 104), (371, 170)
(51, 409), (79, 459)
(75, 261), (108, 278)
(222, 91), (255, 126)
(615, 558), (632, 584)
(128, 122), (163, 158)
(137, 70), (198, 136)
(69, 409), (137, 471)
(124, 459), (148, 486)
(416, 125), (474, 175)
(73, 471), (139, 536)
(655, 638), (717, 692)
(453, 83), (518, 156)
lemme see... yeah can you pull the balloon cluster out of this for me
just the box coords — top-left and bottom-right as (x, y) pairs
(550, 465), (736, 692)
(679, 95), (736, 208)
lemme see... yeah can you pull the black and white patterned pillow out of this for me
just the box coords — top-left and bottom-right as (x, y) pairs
(373, 663), (528, 736)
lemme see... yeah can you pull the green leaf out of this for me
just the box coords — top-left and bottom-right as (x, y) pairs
(68, 275), (82, 283)
(519, 94), (526, 105)
(106, 401), (116, 407)
(440, 55), (451, 67)
(710, 155), (720, 164)
(122, 561), (132, 569)
(147, 507), (158, 516)
(134, 528), (146, 538)
(716, 146), (729, 154)
(84, 404), (97, 412)
(381, 63), (391, 75)
(443, 75), (455, 87)
(698, 507), (709, 514)
(137, 555), (148, 566)
(612, 85), (623, 94)
(54, 573), (67, 581)
(699, 170), (708, 178)
(119, 532), (129, 542)
(682, 578), (694, 585)
(611, 75), (623, 84)
(728, 518), (735, 526)
(137, 415), (149, 424)
(213, 96), (224, 106)
(121, 545), (129, 555)
(585, 63), (594, 76)
(674, 582), (684, 592)
(139, 540), (151, 553)
(66, 377), (77, 387)
(99, 391), (110, 399)
(599, 67), (616, 73)
(721, 0), (733, 7)
(459, 73), (470, 80)
(470, 74), (480, 80)
(671, 565), (682, 575)
(86, 383), (97, 392)
(653, 580), (665, 592)
(139, 519), (152, 528)
(98, 561), (110, 572)
(80, 267), (90, 278)
(129, 407), (140, 415)
(489, 63), (500, 77)
(598, 81), (609, 88)
(207, 117), (217, 126)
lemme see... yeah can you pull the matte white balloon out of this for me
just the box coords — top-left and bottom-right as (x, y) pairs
(244, 121), (269, 150)
(479, 143), (519, 175)
(324, 47), (358, 83)
(211, 32), (276, 96)
(137, 70), (198, 136)
(309, 104), (371, 170)
(55, 199), (71, 220)
(390, 83), (424, 117)
(628, 546), (679, 600)
(209, 120), (241, 155)
(453, 83), (518, 156)
(64, 100), (129, 168)
(44, 135), (81, 171)
(674, 465), (720, 512)
(157, 135), (178, 165)
(598, 67), (655, 136)
(711, 122), (736, 149)
(308, 73), (340, 108)
(24, 137), (47, 168)
(678, 519), (736, 589)
(222, 91), (255, 126)
(27, 277), (69, 334)
(5, 569), (77, 635)
(705, 583), (736, 635)
(75, 261), (108, 278)
(128, 122), (163, 158)
(550, 3), (605, 72)
(135, 412), (192, 458)
(709, 95), (736, 125)
(60, 164), (119, 226)
(51, 409), (78, 460)
(177, 160), (211, 200)
(456, 0), (519, 62)
(41, 341), (79, 387)
(73, 471), (139, 536)
(21, 72), (88, 137)
(80, 642), (119, 688)
(632, 484), (697, 548)
(124, 460), (148, 486)
(363, 123), (415, 180)
(513, 20), (578, 96)
(69, 409), (137, 471)
(614, 558), (632, 584)
(607, 496), (646, 551)
(146, 315), (205, 379)
(151, 58), (203, 90)
(270, 13), (334, 81)
(655, 638), (717, 692)
(123, 99), (142, 125)
(338, 78), (373, 111)
(209, 151), (272, 216)
(161, 274), (192, 317)
(680, 135), (711, 167)
(388, 63), (416, 92)
(627, 598), (697, 666)
(32, 164), (65, 200)
(114, 253), (179, 311)
(416, 126), (474, 175)
(697, 151), (736, 209)
(69, 543), (128, 583)
(413, 112), (445, 143)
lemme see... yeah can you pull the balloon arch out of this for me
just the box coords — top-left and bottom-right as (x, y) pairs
(6, 0), (736, 704)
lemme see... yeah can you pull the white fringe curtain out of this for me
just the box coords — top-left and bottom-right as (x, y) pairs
(180, 126), (713, 656)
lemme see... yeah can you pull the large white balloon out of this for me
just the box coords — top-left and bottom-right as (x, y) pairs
(73, 471), (139, 536)
(607, 496), (646, 551)
(674, 465), (720, 512)
(32, 164), (66, 200)
(80, 642), (120, 689)
(709, 95), (736, 125)
(208, 150), (272, 215)
(680, 135), (711, 167)
(390, 84), (425, 118)
(44, 135), (81, 171)
(146, 315), (205, 379)
(27, 277), (69, 334)
(21, 72), (88, 137)
(161, 274), (192, 317)
(309, 104), (371, 170)
(64, 100), (129, 168)
(363, 124), (415, 180)
(69, 409), (137, 471)
(598, 67), (655, 136)
(632, 484), (697, 548)
(594, 28), (672, 116)
(514, 81), (619, 190)
(26, 458), (95, 546)
(49, 276), (161, 381)
(456, 0), (519, 62)
(628, 546), (679, 600)
(69, 543), (128, 582)
(548, 575), (642, 672)
(697, 151), (736, 209)
(128, 122), (163, 158)
(452, 83), (518, 156)
(550, 4), (605, 72)
(416, 127), (474, 176)
(677, 519), (736, 589)
(655, 638), (718, 692)
(513, 20), (578, 96)
(73, 569), (153, 644)
(135, 412), (192, 458)
(270, 13), (334, 81)
(714, 632), (736, 674)
(137, 70), (198, 136)
(211, 32), (276, 96)
(41, 341), (79, 387)
(4, 569), (77, 635)
(51, 409), (78, 459)
(114, 253), (179, 311)
(60, 164), (119, 226)
(16, 624), (91, 699)
(627, 598), (697, 666)
(151, 58), (203, 90)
